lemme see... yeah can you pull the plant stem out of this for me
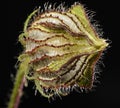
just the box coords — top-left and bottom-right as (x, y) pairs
(8, 57), (30, 108)
(8, 71), (25, 108)
(14, 76), (26, 108)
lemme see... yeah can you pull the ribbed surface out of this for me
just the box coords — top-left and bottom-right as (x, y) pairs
(19, 3), (108, 98)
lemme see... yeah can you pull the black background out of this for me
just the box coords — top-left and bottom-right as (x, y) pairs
(1, 0), (120, 108)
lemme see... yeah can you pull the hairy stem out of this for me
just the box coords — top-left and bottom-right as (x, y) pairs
(8, 71), (25, 108)
(8, 57), (30, 108)
(8, 70), (25, 108)
(14, 76), (25, 108)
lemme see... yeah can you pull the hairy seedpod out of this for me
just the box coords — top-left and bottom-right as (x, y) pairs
(18, 3), (108, 98)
